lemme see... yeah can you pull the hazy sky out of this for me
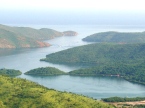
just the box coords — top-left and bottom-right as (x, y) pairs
(0, 0), (145, 25)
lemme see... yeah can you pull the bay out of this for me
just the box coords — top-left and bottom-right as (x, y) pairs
(1, 24), (145, 99)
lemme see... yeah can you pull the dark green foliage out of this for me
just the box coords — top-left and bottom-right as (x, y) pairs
(41, 43), (145, 65)
(25, 67), (66, 75)
(0, 75), (114, 108)
(83, 31), (145, 43)
(102, 97), (145, 102)
(69, 62), (145, 85)
(40, 42), (145, 85)
(0, 68), (22, 76)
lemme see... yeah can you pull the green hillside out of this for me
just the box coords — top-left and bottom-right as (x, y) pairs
(0, 24), (63, 48)
(0, 75), (114, 108)
(0, 24), (63, 40)
(82, 31), (145, 43)
(25, 67), (66, 75)
(41, 43), (145, 65)
(0, 68), (22, 76)
(0, 28), (50, 48)
(69, 62), (145, 85)
(41, 43), (145, 85)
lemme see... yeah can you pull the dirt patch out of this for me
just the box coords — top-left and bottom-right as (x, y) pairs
(109, 100), (145, 108)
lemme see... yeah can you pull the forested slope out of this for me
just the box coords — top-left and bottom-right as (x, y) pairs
(0, 75), (114, 108)
(0, 24), (63, 48)
(0, 69), (22, 76)
(25, 67), (66, 75)
(41, 43), (145, 65)
(83, 31), (145, 43)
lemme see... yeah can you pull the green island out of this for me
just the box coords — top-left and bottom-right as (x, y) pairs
(41, 42), (145, 85)
(0, 75), (114, 108)
(82, 31), (145, 43)
(0, 68), (22, 76)
(25, 67), (66, 76)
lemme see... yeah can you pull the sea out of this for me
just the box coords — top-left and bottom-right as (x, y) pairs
(0, 24), (145, 99)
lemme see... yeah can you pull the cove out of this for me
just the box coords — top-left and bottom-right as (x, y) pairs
(0, 25), (145, 99)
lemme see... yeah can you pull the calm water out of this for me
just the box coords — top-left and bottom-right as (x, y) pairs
(1, 25), (145, 99)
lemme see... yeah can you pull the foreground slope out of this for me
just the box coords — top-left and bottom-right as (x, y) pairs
(83, 31), (145, 43)
(0, 75), (114, 108)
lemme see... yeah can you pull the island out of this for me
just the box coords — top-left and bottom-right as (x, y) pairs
(0, 75), (114, 108)
(82, 31), (145, 43)
(0, 68), (22, 76)
(41, 42), (145, 85)
(63, 31), (78, 36)
(0, 24), (78, 48)
(24, 67), (66, 75)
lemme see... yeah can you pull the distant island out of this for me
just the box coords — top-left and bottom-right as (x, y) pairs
(63, 31), (78, 36)
(0, 24), (78, 48)
(0, 68), (22, 76)
(25, 67), (66, 76)
(82, 31), (145, 43)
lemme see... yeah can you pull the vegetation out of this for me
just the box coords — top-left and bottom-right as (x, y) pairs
(63, 31), (78, 36)
(82, 31), (145, 43)
(41, 43), (145, 65)
(0, 75), (114, 108)
(0, 28), (51, 48)
(0, 24), (63, 40)
(69, 62), (145, 85)
(25, 67), (66, 76)
(41, 42), (145, 85)
(0, 68), (22, 76)
(0, 24), (63, 48)
(102, 97), (145, 102)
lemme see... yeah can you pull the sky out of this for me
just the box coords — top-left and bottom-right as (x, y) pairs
(0, 0), (145, 25)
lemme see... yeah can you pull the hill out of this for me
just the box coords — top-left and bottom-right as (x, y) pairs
(0, 68), (22, 76)
(25, 67), (66, 76)
(41, 43), (145, 85)
(69, 62), (145, 85)
(0, 75), (114, 108)
(82, 31), (145, 43)
(63, 31), (78, 36)
(0, 24), (63, 48)
(0, 24), (79, 48)
(0, 24), (63, 40)
(40, 43), (145, 65)
(0, 28), (50, 48)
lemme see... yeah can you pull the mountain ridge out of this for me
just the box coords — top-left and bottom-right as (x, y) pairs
(0, 24), (78, 48)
